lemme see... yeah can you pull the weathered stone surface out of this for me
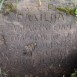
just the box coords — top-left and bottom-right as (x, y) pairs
(0, 0), (77, 77)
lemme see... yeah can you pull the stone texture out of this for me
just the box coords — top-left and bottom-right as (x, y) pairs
(0, 0), (77, 77)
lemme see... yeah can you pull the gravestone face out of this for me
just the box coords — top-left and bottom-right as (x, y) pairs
(0, 0), (77, 77)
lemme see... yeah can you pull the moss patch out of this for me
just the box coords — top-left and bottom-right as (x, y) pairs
(3, 3), (17, 14)
(56, 7), (76, 16)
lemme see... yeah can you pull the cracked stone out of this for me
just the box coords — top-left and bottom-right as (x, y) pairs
(0, 35), (5, 45)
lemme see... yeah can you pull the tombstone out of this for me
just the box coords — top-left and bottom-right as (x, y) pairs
(0, 0), (77, 77)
